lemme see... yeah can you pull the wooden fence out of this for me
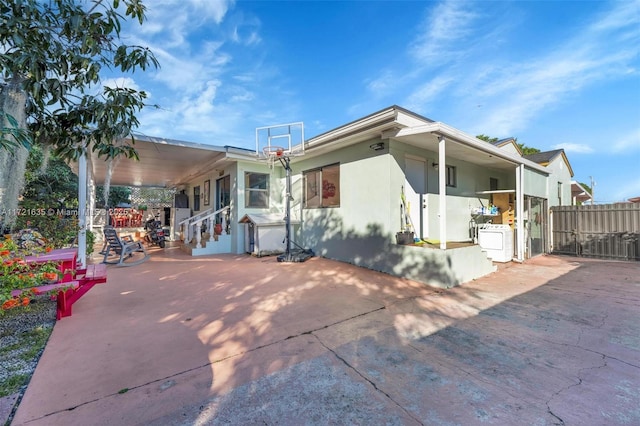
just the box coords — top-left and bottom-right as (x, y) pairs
(551, 203), (640, 261)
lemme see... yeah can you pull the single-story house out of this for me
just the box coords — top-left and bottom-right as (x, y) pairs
(78, 105), (577, 287)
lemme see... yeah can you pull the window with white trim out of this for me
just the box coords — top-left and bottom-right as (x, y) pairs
(245, 172), (269, 208)
(304, 164), (340, 208)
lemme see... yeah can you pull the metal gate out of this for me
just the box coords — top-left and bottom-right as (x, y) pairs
(551, 203), (640, 260)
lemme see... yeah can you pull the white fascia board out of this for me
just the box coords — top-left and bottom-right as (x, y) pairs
(128, 134), (228, 153)
(305, 108), (398, 149)
(395, 109), (434, 127)
(394, 122), (549, 174)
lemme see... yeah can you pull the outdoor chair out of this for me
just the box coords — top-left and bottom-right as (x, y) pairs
(102, 227), (149, 266)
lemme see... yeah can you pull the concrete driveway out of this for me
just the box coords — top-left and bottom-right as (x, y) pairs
(12, 246), (640, 425)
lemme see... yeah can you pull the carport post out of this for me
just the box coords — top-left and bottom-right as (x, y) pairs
(77, 150), (87, 269)
(516, 164), (525, 261)
(438, 136), (447, 250)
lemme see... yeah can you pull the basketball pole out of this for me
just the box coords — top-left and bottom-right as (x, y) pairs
(275, 152), (313, 263)
(279, 154), (292, 260)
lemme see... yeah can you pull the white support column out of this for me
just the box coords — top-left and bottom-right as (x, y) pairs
(87, 154), (95, 234)
(516, 164), (525, 261)
(77, 150), (87, 269)
(438, 136), (447, 250)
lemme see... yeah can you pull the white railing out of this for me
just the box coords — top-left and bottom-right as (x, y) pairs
(179, 206), (230, 249)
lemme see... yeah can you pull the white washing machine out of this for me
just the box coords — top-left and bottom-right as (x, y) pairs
(478, 224), (514, 262)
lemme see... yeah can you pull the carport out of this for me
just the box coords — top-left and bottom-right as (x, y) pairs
(70, 135), (242, 267)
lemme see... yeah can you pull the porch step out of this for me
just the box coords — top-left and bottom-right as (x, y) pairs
(180, 234), (232, 256)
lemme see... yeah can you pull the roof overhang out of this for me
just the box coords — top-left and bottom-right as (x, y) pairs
(571, 181), (592, 203)
(72, 135), (253, 188)
(298, 106), (547, 174)
(300, 106), (433, 159)
(387, 122), (549, 173)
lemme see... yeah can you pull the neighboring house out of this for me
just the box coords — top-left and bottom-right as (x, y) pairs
(491, 137), (522, 157)
(523, 149), (574, 207)
(571, 181), (593, 205)
(81, 105), (580, 287)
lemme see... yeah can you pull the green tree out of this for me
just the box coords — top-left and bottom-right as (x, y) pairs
(95, 186), (131, 208)
(476, 134), (540, 155)
(578, 182), (592, 195)
(476, 134), (499, 144)
(0, 0), (159, 228)
(15, 146), (80, 247)
(22, 145), (78, 208)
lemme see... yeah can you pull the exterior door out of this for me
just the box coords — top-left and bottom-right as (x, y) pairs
(216, 175), (231, 210)
(193, 186), (200, 212)
(527, 196), (546, 257)
(216, 175), (231, 233)
(404, 157), (427, 239)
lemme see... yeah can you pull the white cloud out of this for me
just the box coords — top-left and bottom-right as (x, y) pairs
(101, 77), (139, 91)
(405, 75), (454, 112)
(366, 71), (396, 98)
(613, 176), (640, 202)
(230, 16), (262, 46)
(552, 143), (594, 154)
(612, 128), (640, 153)
(409, 0), (479, 66)
(466, 1), (640, 136)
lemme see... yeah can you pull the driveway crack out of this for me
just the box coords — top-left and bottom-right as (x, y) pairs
(26, 305), (388, 423)
(313, 333), (423, 426)
(546, 353), (608, 426)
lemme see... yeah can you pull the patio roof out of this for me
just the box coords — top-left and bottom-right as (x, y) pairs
(571, 181), (592, 204)
(76, 135), (249, 188)
(300, 106), (548, 173)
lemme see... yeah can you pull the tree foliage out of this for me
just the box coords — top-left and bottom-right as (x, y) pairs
(95, 185), (131, 208)
(0, 0), (159, 159)
(22, 145), (78, 208)
(578, 182), (592, 195)
(476, 134), (540, 155)
(476, 134), (499, 144)
(16, 146), (80, 247)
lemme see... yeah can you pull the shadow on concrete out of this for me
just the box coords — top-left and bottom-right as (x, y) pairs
(13, 250), (639, 425)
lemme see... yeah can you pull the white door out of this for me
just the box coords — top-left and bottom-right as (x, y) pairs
(404, 157), (427, 239)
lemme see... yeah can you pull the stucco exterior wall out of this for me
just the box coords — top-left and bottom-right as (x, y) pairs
(543, 157), (573, 207)
(288, 138), (495, 286)
(293, 139), (395, 246)
(497, 142), (522, 157)
(388, 140), (513, 241)
(524, 168), (548, 199)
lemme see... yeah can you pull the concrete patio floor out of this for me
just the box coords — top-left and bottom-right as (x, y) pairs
(11, 246), (640, 425)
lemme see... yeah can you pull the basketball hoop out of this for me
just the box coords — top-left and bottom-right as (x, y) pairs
(262, 146), (286, 169)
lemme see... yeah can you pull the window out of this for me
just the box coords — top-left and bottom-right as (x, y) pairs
(557, 182), (562, 205)
(193, 186), (200, 211)
(490, 177), (498, 191)
(245, 172), (269, 208)
(446, 165), (457, 188)
(304, 164), (340, 208)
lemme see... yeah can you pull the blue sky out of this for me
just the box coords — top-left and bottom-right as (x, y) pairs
(107, 0), (640, 202)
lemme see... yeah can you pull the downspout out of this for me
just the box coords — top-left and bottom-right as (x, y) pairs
(516, 164), (525, 261)
(438, 136), (446, 250)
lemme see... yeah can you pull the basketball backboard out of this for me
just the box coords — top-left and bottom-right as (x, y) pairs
(255, 122), (305, 160)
